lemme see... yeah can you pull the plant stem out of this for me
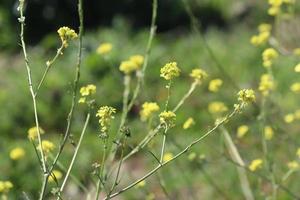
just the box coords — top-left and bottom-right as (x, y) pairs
(95, 138), (108, 199)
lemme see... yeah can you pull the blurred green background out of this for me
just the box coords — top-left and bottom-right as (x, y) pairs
(1, 0), (300, 199)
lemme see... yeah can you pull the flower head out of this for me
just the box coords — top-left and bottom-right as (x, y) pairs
(262, 48), (279, 68)
(163, 152), (174, 162)
(284, 113), (294, 123)
(287, 161), (299, 170)
(0, 181), (13, 193)
(78, 84), (97, 104)
(190, 68), (208, 83)
(159, 111), (176, 127)
(57, 26), (78, 47)
(249, 159), (263, 171)
(160, 62), (181, 80)
(183, 117), (195, 130)
(264, 126), (274, 140)
(38, 140), (55, 154)
(49, 170), (63, 183)
(237, 89), (256, 104)
(10, 147), (25, 160)
(129, 55), (144, 67)
(119, 60), (139, 74)
(28, 126), (45, 140)
(140, 102), (160, 121)
(208, 101), (228, 114)
(97, 43), (112, 55)
(208, 79), (223, 92)
(96, 106), (116, 133)
(258, 74), (274, 96)
(237, 125), (249, 138)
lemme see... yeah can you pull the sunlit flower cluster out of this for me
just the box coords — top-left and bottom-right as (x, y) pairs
(258, 74), (274, 96)
(159, 111), (176, 127)
(208, 79), (223, 92)
(160, 62), (181, 80)
(38, 140), (55, 154)
(97, 43), (113, 55)
(249, 159), (263, 171)
(0, 181), (13, 193)
(96, 106), (116, 133)
(237, 125), (249, 138)
(237, 89), (256, 104)
(183, 117), (195, 130)
(190, 68), (207, 83)
(208, 101), (228, 114)
(140, 102), (160, 121)
(250, 23), (271, 46)
(119, 55), (144, 74)
(78, 84), (97, 104)
(262, 48), (278, 68)
(28, 126), (45, 140)
(57, 26), (78, 47)
(10, 147), (25, 160)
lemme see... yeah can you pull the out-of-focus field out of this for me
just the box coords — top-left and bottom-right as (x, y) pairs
(0, 0), (300, 199)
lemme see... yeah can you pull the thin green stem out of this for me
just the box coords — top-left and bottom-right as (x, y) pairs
(95, 138), (108, 200)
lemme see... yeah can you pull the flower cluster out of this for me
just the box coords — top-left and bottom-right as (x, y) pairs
(190, 68), (207, 83)
(250, 23), (271, 46)
(258, 74), (274, 96)
(78, 84), (96, 104)
(208, 78), (223, 92)
(119, 55), (144, 74)
(249, 159), (263, 171)
(264, 126), (274, 140)
(183, 117), (195, 130)
(160, 62), (181, 80)
(49, 170), (63, 183)
(57, 26), (78, 47)
(97, 43), (113, 55)
(38, 140), (55, 154)
(237, 89), (256, 104)
(159, 111), (176, 128)
(284, 110), (300, 123)
(208, 101), (228, 115)
(28, 126), (45, 140)
(0, 181), (13, 193)
(268, 0), (295, 16)
(10, 147), (25, 160)
(262, 48), (278, 68)
(140, 102), (160, 121)
(237, 125), (249, 138)
(96, 106), (116, 134)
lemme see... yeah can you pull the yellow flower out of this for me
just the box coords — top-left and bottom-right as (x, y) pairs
(160, 62), (181, 80)
(269, 0), (282, 6)
(135, 180), (146, 188)
(264, 126), (274, 140)
(208, 101), (228, 114)
(287, 161), (299, 170)
(159, 111), (176, 127)
(49, 170), (63, 183)
(237, 89), (256, 104)
(294, 63), (300, 72)
(10, 147), (25, 160)
(190, 68), (208, 83)
(96, 106), (116, 133)
(249, 159), (263, 171)
(258, 23), (272, 33)
(183, 117), (195, 130)
(296, 148), (300, 158)
(250, 32), (270, 46)
(268, 6), (281, 16)
(208, 79), (223, 92)
(57, 26), (78, 47)
(163, 152), (174, 162)
(129, 55), (144, 67)
(237, 125), (249, 138)
(293, 48), (300, 56)
(262, 48), (278, 68)
(79, 84), (96, 96)
(258, 74), (274, 96)
(38, 140), (55, 154)
(0, 181), (13, 193)
(119, 60), (139, 74)
(140, 102), (160, 121)
(78, 97), (86, 104)
(96, 43), (112, 55)
(290, 82), (300, 93)
(27, 126), (45, 140)
(284, 113), (294, 123)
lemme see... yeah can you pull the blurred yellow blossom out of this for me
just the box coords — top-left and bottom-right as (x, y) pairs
(129, 55), (144, 67)
(140, 102), (160, 121)
(79, 84), (96, 104)
(159, 111), (176, 127)
(268, 6), (281, 16)
(259, 74), (274, 96)
(0, 181), (13, 193)
(237, 125), (249, 138)
(190, 68), (208, 83)
(160, 62), (180, 80)
(287, 161), (299, 170)
(135, 180), (146, 188)
(296, 148), (300, 158)
(284, 113), (294, 123)
(290, 82), (300, 93)
(262, 48), (278, 68)
(293, 48), (300, 56)
(183, 117), (195, 129)
(28, 126), (45, 140)
(264, 126), (274, 140)
(10, 147), (25, 160)
(208, 79), (223, 92)
(208, 101), (228, 114)
(249, 159), (263, 171)
(96, 43), (112, 55)
(163, 152), (174, 162)
(49, 170), (63, 183)
(38, 140), (55, 154)
(119, 60), (139, 74)
(294, 63), (300, 72)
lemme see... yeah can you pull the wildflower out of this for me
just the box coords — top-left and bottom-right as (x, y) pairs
(290, 82), (300, 93)
(262, 48), (279, 68)
(27, 126), (45, 140)
(188, 152), (197, 161)
(237, 125), (249, 138)
(140, 102), (160, 121)
(284, 113), (294, 123)
(0, 181), (13, 193)
(249, 159), (263, 171)
(96, 106), (116, 133)
(258, 23), (272, 33)
(163, 152), (174, 162)
(264, 126), (274, 140)
(159, 111), (176, 127)
(38, 140), (55, 154)
(268, 6), (281, 16)
(160, 62), (181, 80)
(10, 147), (25, 160)
(287, 161), (299, 170)
(129, 55), (144, 67)
(183, 117), (195, 129)
(79, 84), (96, 96)
(294, 63), (300, 72)
(190, 68), (208, 83)
(237, 89), (256, 104)
(259, 74), (274, 96)
(57, 26), (78, 47)
(96, 43), (112, 55)
(135, 180), (146, 188)
(208, 79), (223, 92)
(296, 148), (300, 158)
(208, 101), (228, 114)
(119, 60), (139, 74)
(49, 170), (63, 183)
